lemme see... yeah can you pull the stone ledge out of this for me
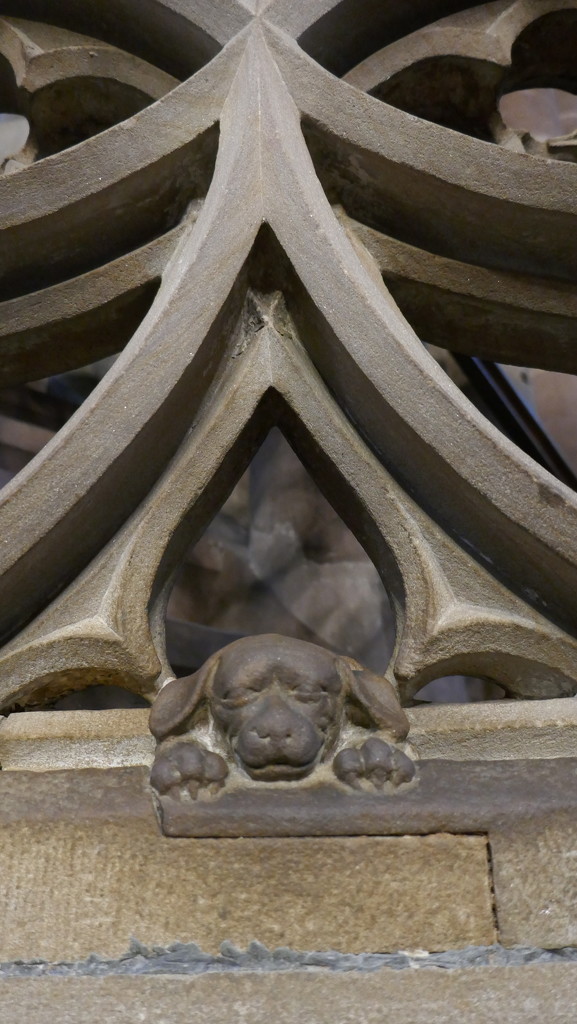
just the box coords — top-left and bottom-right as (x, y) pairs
(408, 698), (577, 761)
(3, 699), (577, 772)
(0, 965), (576, 1023)
(1, 761), (576, 833)
(0, 709), (154, 771)
(1, 700), (577, 770)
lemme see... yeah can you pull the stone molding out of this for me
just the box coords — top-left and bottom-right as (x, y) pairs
(4, 698), (577, 771)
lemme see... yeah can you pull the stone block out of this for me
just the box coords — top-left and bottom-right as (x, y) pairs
(491, 811), (577, 948)
(407, 699), (577, 762)
(0, 824), (495, 960)
(0, 710), (154, 771)
(0, 965), (576, 1024)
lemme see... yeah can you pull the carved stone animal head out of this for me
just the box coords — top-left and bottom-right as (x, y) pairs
(150, 634), (409, 782)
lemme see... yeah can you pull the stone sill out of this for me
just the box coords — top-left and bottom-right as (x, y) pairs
(408, 697), (577, 762)
(0, 698), (576, 771)
(0, 708), (154, 771)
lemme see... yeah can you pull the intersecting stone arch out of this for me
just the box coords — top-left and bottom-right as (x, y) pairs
(1, 0), (577, 711)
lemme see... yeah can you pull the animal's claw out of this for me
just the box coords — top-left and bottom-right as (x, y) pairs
(150, 740), (228, 801)
(333, 737), (415, 791)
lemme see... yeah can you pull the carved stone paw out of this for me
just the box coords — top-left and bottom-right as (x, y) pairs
(150, 741), (228, 801)
(333, 737), (415, 791)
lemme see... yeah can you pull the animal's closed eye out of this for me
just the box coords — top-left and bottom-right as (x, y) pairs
(219, 689), (260, 707)
(293, 690), (325, 703)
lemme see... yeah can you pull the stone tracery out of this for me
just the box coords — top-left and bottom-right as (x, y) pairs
(0, 0), (576, 721)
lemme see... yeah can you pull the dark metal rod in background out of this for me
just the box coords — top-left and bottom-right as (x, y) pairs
(454, 355), (577, 492)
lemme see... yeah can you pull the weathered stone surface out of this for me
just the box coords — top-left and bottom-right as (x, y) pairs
(1, 966), (576, 1024)
(491, 812), (577, 949)
(0, 709), (154, 771)
(143, 759), (577, 839)
(407, 699), (577, 762)
(0, 825), (495, 960)
(0, 750), (574, 957)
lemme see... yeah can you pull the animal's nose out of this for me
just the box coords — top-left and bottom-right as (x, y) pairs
(255, 722), (294, 741)
(235, 692), (322, 774)
(251, 696), (297, 742)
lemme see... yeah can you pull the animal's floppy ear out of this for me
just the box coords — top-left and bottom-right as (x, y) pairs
(339, 659), (409, 741)
(149, 656), (220, 741)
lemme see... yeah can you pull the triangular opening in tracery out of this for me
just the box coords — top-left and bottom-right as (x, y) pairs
(165, 428), (396, 678)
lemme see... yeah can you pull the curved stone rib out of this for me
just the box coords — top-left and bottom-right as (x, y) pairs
(1, 15), (577, 710)
(0, 619), (152, 711)
(271, 320), (577, 701)
(3, 294), (576, 707)
(0, 36), (239, 232)
(271, 27), (577, 280)
(266, 0), (488, 71)
(256, 26), (577, 635)
(0, 320), (275, 708)
(488, 0), (577, 45)
(398, 607), (577, 699)
(4, 22), (571, 649)
(344, 27), (509, 92)
(343, 0), (577, 91)
(346, 214), (577, 372)
(127, 0), (254, 45)
(0, 17), (178, 98)
(269, 0), (577, 59)
(0, 224), (184, 388)
(0, 30), (262, 645)
(0, 131), (215, 299)
(0, 32), (241, 295)
(0, 0), (239, 78)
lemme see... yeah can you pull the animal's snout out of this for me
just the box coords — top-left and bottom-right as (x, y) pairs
(252, 703), (298, 743)
(234, 694), (323, 778)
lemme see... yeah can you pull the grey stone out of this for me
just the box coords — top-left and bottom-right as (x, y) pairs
(1, 965), (577, 1024)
